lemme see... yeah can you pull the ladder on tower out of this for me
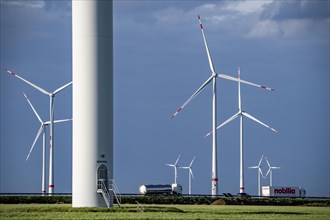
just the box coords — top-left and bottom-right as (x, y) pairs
(97, 179), (122, 208)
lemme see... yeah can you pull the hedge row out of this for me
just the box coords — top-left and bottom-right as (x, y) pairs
(212, 198), (330, 206)
(0, 196), (71, 204)
(122, 195), (217, 205)
(1, 195), (329, 206)
(129, 196), (330, 206)
(0, 195), (215, 205)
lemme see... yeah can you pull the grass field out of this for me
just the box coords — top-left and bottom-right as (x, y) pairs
(1, 204), (329, 220)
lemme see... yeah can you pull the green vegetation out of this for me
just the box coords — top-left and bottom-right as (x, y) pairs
(1, 195), (329, 206)
(1, 204), (329, 220)
(0, 196), (71, 204)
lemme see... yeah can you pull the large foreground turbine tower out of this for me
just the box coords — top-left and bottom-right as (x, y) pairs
(72, 0), (113, 207)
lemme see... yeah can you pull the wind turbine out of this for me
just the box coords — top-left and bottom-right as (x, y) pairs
(23, 92), (71, 194)
(166, 155), (181, 184)
(264, 156), (280, 187)
(179, 156), (195, 195)
(171, 15), (275, 196)
(205, 67), (277, 195)
(3, 68), (72, 194)
(248, 154), (265, 196)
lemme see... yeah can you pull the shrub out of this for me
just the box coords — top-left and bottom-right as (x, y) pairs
(1, 195), (329, 206)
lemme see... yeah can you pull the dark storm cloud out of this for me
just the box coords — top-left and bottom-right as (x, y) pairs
(261, 1), (330, 21)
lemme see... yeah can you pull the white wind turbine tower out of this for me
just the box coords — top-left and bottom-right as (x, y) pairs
(179, 156), (195, 195)
(264, 156), (280, 187)
(166, 155), (181, 184)
(205, 67), (277, 195)
(171, 15), (275, 196)
(4, 68), (72, 194)
(248, 154), (265, 196)
(23, 92), (71, 194)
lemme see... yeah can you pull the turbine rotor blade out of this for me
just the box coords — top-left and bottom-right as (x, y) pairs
(264, 156), (271, 168)
(171, 76), (213, 119)
(26, 125), (44, 161)
(204, 112), (240, 137)
(189, 156), (195, 167)
(44, 118), (72, 125)
(174, 155), (181, 166)
(53, 118), (72, 123)
(242, 112), (278, 133)
(238, 66), (242, 111)
(53, 81), (72, 95)
(217, 112), (240, 129)
(23, 92), (43, 123)
(264, 169), (271, 179)
(258, 154), (264, 166)
(190, 169), (194, 179)
(4, 69), (50, 95)
(217, 73), (275, 91)
(198, 15), (216, 74)
(259, 167), (265, 178)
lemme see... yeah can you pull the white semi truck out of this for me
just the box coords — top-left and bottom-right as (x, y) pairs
(262, 186), (306, 198)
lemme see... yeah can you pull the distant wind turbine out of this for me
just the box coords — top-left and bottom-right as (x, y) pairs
(4, 68), (72, 194)
(166, 155), (181, 184)
(248, 154), (265, 196)
(179, 156), (195, 195)
(205, 67), (277, 195)
(264, 156), (280, 187)
(171, 15), (275, 196)
(23, 92), (71, 194)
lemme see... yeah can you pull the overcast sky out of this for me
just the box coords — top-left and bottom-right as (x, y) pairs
(1, 0), (329, 197)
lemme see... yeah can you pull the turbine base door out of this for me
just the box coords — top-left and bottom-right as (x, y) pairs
(97, 164), (108, 190)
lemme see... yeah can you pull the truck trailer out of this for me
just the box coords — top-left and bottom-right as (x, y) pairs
(262, 186), (306, 198)
(139, 183), (182, 195)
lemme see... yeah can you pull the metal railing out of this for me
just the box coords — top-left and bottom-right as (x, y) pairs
(109, 179), (122, 208)
(97, 180), (112, 208)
